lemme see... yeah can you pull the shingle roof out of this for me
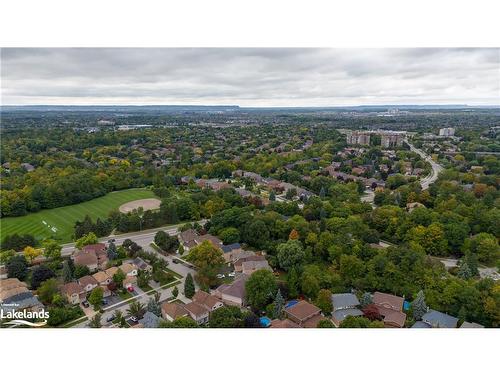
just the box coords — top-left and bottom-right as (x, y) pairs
(139, 311), (162, 328)
(331, 293), (360, 310)
(373, 292), (404, 311)
(422, 309), (458, 328)
(270, 319), (299, 328)
(460, 321), (484, 328)
(184, 302), (209, 317)
(285, 300), (321, 322)
(332, 308), (364, 323)
(221, 243), (242, 253)
(162, 302), (188, 320)
(216, 274), (249, 299)
(78, 275), (98, 288)
(61, 282), (84, 296)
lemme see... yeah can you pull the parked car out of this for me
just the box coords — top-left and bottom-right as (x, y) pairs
(228, 272), (235, 277)
(127, 286), (134, 292)
(216, 274), (225, 279)
(172, 258), (180, 264)
(106, 315), (115, 323)
(102, 299), (108, 306)
(130, 316), (138, 322)
(82, 301), (90, 308)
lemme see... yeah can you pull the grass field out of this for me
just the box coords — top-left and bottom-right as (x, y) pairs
(0, 188), (156, 245)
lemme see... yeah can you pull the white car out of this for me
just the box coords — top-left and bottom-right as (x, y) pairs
(216, 274), (225, 279)
(228, 272), (235, 277)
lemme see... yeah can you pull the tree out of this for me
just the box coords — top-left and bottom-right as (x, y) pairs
(75, 232), (98, 249)
(172, 286), (179, 298)
(286, 267), (300, 298)
(184, 273), (195, 298)
(339, 254), (365, 286)
(159, 316), (198, 328)
(340, 316), (384, 328)
(74, 264), (90, 279)
(146, 294), (162, 316)
(107, 241), (118, 260)
(113, 310), (127, 327)
(186, 240), (224, 287)
(31, 265), (55, 289)
(362, 304), (382, 321)
(277, 240), (305, 271)
(274, 289), (285, 319)
(127, 301), (145, 319)
(42, 239), (61, 260)
(412, 290), (428, 320)
(88, 287), (104, 310)
(288, 229), (299, 240)
(23, 246), (42, 262)
(113, 268), (126, 285)
(317, 319), (335, 328)
(315, 289), (333, 315)
(89, 313), (102, 328)
(245, 269), (278, 311)
(209, 306), (245, 328)
(463, 233), (499, 265)
(62, 260), (73, 282)
(269, 191), (276, 201)
(6, 255), (28, 280)
(37, 278), (59, 305)
(137, 270), (151, 289)
(360, 292), (373, 308)
(218, 227), (240, 244)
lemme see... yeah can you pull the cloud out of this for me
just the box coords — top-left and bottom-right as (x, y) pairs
(1, 48), (499, 106)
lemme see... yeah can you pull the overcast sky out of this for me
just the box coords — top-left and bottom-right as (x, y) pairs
(1, 48), (499, 106)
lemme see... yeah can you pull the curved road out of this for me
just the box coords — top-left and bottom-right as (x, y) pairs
(405, 140), (443, 190)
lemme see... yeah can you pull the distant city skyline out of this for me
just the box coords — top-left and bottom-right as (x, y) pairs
(1, 48), (499, 106)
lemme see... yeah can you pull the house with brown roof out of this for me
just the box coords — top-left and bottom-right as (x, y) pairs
(213, 274), (249, 307)
(0, 278), (44, 314)
(183, 301), (210, 325)
(179, 229), (199, 251)
(78, 275), (98, 292)
(192, 290), (223, 312)
(105, 266), (119, 279)
(123, 275), (137, 289)
(195, 234), (223, 249)
(285, 300), (323, 328)
(233, 253), (262, 272)
(93, 271), (111, 285)
(161, 302), (189, 322)
(73, 243), (108, 271)
(373, 291), (407, 328)
(0, 278), (29, 300)
(270, 319), (299, 328)
(119, 263), (138, 277)
(61, 282), (86, 305)
(241, 259), (272, 275)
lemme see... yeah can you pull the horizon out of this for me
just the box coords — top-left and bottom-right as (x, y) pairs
(2, 48), (499, 106)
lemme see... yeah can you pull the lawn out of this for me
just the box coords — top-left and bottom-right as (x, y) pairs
(0, 188), (156, 245)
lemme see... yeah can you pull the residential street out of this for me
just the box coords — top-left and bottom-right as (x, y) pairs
(405, 140), (443, 190)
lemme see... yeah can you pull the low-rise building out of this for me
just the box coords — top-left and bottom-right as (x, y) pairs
(78, 275), (98, 292)
(373, 292), (407, 328)
(161, 302), (189, 322)
(192, 290), (223, 312)
(331, 293), (364, 327)
(61, 282), (86, 305)
(213, 274), (249, 306)
(284, 300), (323, 328)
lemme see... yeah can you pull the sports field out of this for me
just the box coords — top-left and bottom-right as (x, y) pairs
(0, 188), (157, 245)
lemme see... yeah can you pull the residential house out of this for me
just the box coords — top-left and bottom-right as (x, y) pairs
(331, 293), (364, 327)
(123, 275), (137, 289)
(119, 263), (138, 277)
(73, 243), (108, 272)
(192, 290), (223, 312)
(233, 253), (262, 272)
(195, 234), (223, 250)
(221, 243), (244, 263)
(184, 302), (210, 325)
(138, 311), (163, 328)
(270, 319), (299, 328)
(373, 292), (407, 328)
(0, 278), (44, 313)
(132, 257), (153, 273)
(78, 275), (98, 293)
(213, 274), (249, 307)
(61, 282), (86, 305)
(93, 271), (111, 286)
(416, 309), (458, 328)
(179, 229), (198, 251)
(241, 259), (272, 275)
(105, 266), (119, 279)
(284, 300), (323, 328)
(460, 321), (484, 328)
(161, 302), (189, 322)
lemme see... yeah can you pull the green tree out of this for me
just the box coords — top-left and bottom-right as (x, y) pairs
(42, 239), (62, 260)
(184, 273), (195, 298)
(127, 301), (145, 319)
(88, 287), (104, 310)
(6, 255), (29, 280)
(89, 313), (102, 328)
(172, 286), (179, 298)
(360, 292), (372, 308)
(463, 233), (499, 265)
(411, 290), (428, 320)
(317, 319), (335, 328)
(113, 268), (126, 285)
(186, 240), (224, 287)
(218, 227), (240, 244)
(75, 232), (98, 249)
(74, 264), (90, 279)
(159, 316), (198, 328)
(339, 254), (365, 286)
(315, 289), (333, 316)
(37, 278), (59, 305)
(277, 240), (305, 271)
(245, 269), (278, 311)
(209, 306), (245, 328)
(146, 294), (161, 316)
(274, 289), (285, 319)
(286, 267), (300, 298)
(62, 260), (73, 282)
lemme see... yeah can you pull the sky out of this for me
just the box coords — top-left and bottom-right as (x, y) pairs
(1, 48), (499, 106)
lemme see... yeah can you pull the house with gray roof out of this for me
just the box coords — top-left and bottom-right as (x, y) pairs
(331, 293), (363, 327)
(138, 311), (163, 328)
(414, 309), (459, 328)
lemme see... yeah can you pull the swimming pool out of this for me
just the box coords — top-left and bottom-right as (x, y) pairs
(260, 316), (271, 327)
